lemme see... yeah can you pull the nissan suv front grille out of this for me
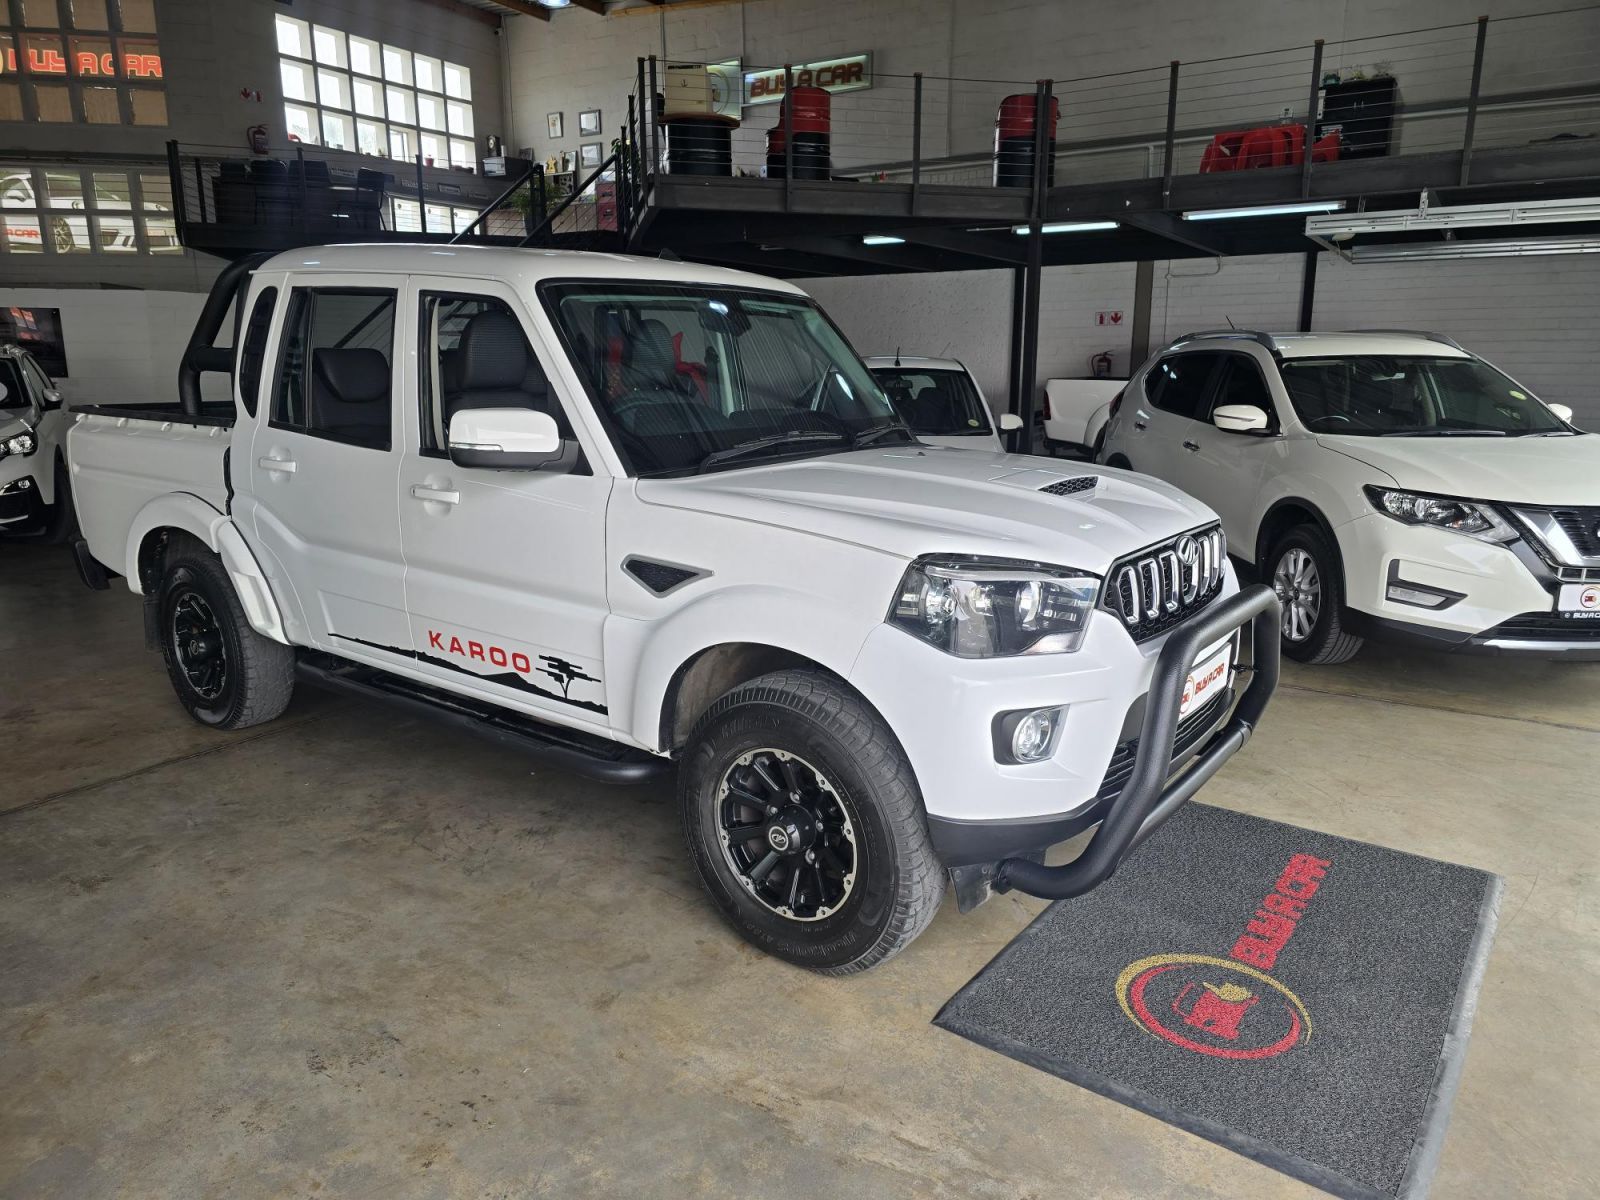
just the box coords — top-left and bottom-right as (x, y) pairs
(1507, 505), (1600, 568)
(1101, 524), (1227, 641)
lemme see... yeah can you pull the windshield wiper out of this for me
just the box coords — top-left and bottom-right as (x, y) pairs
(1380, 428), (1507, 437)
(849, 422), (917, 450)
(695, 430), (849, 473)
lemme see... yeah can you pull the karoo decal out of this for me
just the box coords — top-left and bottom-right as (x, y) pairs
(1115, 852), (1329, 1060)
(332, 632), (606, 715)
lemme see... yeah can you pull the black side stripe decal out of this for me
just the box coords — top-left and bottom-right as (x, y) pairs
(330, 633), (608, 716)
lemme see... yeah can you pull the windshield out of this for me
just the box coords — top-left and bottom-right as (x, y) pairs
(1280, 355), (1567, 436)
(541, 282), (910, 475)
(0, 358), (31, 417)
(869, 367), (991, 436)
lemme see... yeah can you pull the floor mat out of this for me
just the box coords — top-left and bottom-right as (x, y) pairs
(934, 804), (1501, 1200)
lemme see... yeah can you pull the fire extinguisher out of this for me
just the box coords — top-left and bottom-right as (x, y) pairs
(1088, 350), (1113, 378)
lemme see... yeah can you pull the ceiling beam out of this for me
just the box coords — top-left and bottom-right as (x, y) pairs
(765, 234), (947, 272)
(485, 0), (551, 20)
(568, 0), (610, 12)
(1120, 211), (1230, 256)
(415, 0), (511, 26)
(896, 227), (1027, 266)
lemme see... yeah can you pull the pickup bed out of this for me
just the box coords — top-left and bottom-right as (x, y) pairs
(70, 245), (1279, 974)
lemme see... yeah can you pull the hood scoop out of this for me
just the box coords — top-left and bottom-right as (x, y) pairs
(1039, 475), (1098, 497)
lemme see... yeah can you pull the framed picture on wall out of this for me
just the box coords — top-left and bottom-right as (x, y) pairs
(559, 150), (577, 174)
(579, 141), (603, 169)
(578, 109), (602, 136)
(547, 112), (563, 140)
(2, 306), (68, 378)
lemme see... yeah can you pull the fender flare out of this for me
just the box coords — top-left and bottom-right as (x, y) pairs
(1255, 496), (1349, 584)
(624, 584), (878, 751)
(125, 492), (290, 645)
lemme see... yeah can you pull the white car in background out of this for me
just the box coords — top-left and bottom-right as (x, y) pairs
(1, 170), (166, 253)
(863, 356), (1021, 450)
(1099, 329), (1598, 663)
(0, 343), (74, 539)
(1041, 377), (1123, 459)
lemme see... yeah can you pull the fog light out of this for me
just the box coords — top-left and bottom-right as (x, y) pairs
(1012, 708), (1058, 762)
(1384, 565), (1464, 611)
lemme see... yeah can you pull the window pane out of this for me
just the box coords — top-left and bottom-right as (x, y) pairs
(24, 35), (68, 76)
(451, 206), (476, 233)
(128, 87), (164, 124)
(19, 0), (60, 27)
(446, 100), (472, 137)
(390, 197), (420, 232)
(285, 102), (318, 145)
(5, 215), (43, 252)
(311, 25), (346, 68)
(387, 127), (412, 161)
(443, 62), (470, 100)
(382, 45), (412, 85)
(275, 15), (310, 59)
(317, 68), (349, 111)
(120, 38), (161, 80)
(70, 36), (114, 77)
(116, 0), (157, 34)
(280, 59), (315, 103)
(449, 139), (473, 170)
(33, 84), (73, 123)
(67, 1), (113, 30)
(355, 119), (386, 157)
(272, 289), (396, 450)
(0, 84), (22, 122)
(39, 170), (84, 208)
(138, 170), (170, 208)
(1147, 354), (1220, 420)
(417, 92), (444, 131)
(352, 75), (383, 117)
(321, 110), (352, 152)
(92, 171), (131, 209)
(45, 213), (89, 252)
(414, 54), (441, 93)
(96, 212), (137, 252)
(348, 35), (380, 78)
(144, 216), (179, 252)
(419, 132), (444, 165)
(384, 86), (413, 125)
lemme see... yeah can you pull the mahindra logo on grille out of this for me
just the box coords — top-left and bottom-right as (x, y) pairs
(1109, 527), (1225, 635)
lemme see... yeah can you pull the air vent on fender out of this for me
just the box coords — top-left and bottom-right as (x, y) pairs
(623, 556), (704, 596)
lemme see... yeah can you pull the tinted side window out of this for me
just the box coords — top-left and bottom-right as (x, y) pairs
(237, 286), (278, 418)
(270, 288), (396, 450)
(1145, 353), (1221, 420)
(1210, 355), (1275, 424)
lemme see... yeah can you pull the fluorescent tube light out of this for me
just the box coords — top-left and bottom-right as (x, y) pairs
(1308, 196), (1600, 238)
(1345, 237), (1600, 262)
(1011, 221), (1120, 234)
(862, 235), (905, 246)
(1183, 200), (1345, 221)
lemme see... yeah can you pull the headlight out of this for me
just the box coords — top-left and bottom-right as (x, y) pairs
(1363, 486), (1516, 543)
(890, 556), (1100, 657)
(0, 431), (36, 459)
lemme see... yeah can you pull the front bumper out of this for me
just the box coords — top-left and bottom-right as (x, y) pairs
(0, 473), (42, 527)
(849, 578), (1281, 907)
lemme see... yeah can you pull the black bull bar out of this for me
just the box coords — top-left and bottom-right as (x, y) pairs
(994, 584), (1281, 901)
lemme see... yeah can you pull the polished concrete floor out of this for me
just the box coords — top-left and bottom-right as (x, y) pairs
(3, 540), (1597, 1199)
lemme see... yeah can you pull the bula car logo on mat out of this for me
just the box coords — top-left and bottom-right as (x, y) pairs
(1115, 852), (1329, 1060)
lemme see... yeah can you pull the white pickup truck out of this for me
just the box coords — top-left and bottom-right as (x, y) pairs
(68, 245), (1279, 974)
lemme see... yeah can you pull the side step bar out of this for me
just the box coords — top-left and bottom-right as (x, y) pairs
(296, 655), (670, 786)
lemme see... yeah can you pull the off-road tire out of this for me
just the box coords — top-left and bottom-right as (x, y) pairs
(679, 669), (944, 975)
(156, 532), (295, 729)
(1266, 524), (1364, 665)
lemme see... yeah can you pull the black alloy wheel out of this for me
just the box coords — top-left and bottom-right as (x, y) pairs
(716, 747), (857, 922)
(169, 587), (229, 702)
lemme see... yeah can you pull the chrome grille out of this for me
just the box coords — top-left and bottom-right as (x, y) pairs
(1507, 505), (1600, 567)
(1102, 524), (1226, 641)
(1040, 476), (1097, 496)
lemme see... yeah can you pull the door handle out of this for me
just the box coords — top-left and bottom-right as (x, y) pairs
(410, 484), (460, 505)
(257, 456), (296, 474)
(1133, 419), (1148, 431)
(1183, 439), (1201, 452)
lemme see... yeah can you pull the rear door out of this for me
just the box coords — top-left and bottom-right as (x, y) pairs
(1122, 351), (1222, 486)
(241, 275), (412, 664)
(393, 276), (614, 727)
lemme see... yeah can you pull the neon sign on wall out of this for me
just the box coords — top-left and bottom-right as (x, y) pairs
(1, 45), (163, 79)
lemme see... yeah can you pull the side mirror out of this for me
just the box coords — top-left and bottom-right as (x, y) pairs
(447, 407), (573, 471)
(1213, 404), (1270, 434)
(42, 387), (64, 410)
(1548, 402), (1574, 424)
(999, 413), (1024, 432)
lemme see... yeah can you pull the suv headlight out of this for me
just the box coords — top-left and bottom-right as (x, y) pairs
(1364, 486), (1516, 543)
(890, 556), (1100, 657)
(0, 431), (36, 459)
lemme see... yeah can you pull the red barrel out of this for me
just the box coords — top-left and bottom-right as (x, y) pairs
(995, 93), (1060, 188)
(784, 85), (831, 133)
(767, 86), (832, 180)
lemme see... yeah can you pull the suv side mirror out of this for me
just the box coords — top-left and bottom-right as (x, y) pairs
(1213, 404), (1270, 434)
(41, 387), (64, 410)
(999, 413), (1023, 432)
(1548, 402), (1574, 424)
(448, 407), (573, 471)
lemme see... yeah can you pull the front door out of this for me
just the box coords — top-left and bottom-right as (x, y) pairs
(394, 278), (614, 729)
(1124, 350), (1223, 489)
(241, 277), (412, 664)
(1162, 351), (1280, 549)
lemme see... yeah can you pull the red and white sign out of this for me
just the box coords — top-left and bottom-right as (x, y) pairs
(1180, 640), (1233, 718)
(743, 53), (872, 106)
(1558, 583), (1600, 617)
(1096, 310), (1124, 326)
(1, 45), (163, 79)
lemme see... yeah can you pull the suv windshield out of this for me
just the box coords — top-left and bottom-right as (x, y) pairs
(869, 366), (991, 435)
(542, 282), (911, 475)
(0, 358), (30, 417)
(1280, 355), (1568, 436)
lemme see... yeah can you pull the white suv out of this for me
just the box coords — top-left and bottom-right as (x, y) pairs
(1100, 330), (1598, 663)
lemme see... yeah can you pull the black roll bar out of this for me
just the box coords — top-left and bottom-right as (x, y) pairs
(995, 583), (1281, 900)
(178, 252), (270, 416)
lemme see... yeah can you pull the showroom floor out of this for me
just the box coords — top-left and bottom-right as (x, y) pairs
(2, 540), (1596, 1200)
